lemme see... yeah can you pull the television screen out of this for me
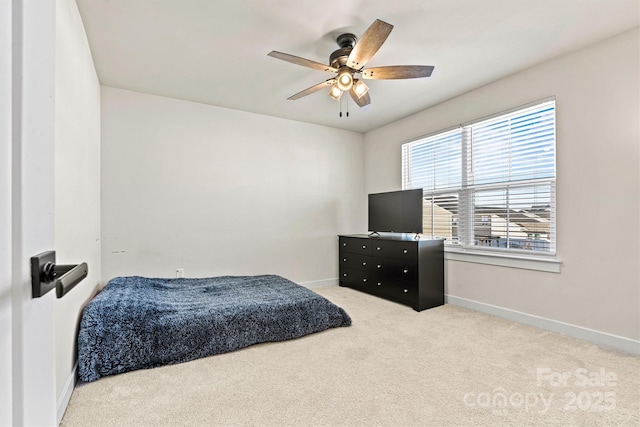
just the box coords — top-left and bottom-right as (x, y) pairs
(368, 189), (423, 233)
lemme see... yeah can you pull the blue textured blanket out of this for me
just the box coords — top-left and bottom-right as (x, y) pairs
(78, 275), (351, 382)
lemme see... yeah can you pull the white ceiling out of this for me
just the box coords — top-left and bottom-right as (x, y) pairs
(76, 0), (639, 133)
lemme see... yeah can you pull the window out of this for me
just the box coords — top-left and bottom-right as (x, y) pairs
(402, 99), (556, 256)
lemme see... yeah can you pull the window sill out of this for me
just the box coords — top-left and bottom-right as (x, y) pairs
(445, 246), (561, 273)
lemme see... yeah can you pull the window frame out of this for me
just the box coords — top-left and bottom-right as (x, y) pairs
(402, 98), (560, 272)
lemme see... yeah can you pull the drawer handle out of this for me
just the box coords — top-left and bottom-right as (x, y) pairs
(363, 278), (367, 282)
(362, 262), (367, 266)
(343, 273), (347, 277)
(343, 243), (347, 246)
(362, 245), (367, 249)
(343, 258), (347, 262)
(377, 282), (382, 286)
(403, 269), (408, 274)
(376, 247), (381, 251)
(403, 289), (408, 293)
(377, 264), (381, 269)
(403, 249), (408, 254)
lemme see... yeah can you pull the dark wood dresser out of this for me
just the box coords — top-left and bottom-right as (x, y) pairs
(338, 234), (444, 311)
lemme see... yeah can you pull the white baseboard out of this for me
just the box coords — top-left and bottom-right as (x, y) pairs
(57, 362), (77, 425)
(446, 294), (640, 356)
(298, 278), (338, 289)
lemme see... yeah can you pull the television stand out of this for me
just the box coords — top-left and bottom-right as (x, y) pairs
(338, 234), (444, 311)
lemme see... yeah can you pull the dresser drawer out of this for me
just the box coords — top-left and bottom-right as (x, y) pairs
(339, 237), (373, 255)
(339, 253), (370, 271)
(374, 279), (417, 302)
(370, 239), (417, 260)
(370, 258), (418, 282)
(339, 268), (372, 289)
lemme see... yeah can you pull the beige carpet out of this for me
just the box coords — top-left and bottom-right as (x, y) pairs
(61, 285), (640, 426)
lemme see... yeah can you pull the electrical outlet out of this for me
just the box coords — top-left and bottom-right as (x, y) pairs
(176, 268), (184, 278)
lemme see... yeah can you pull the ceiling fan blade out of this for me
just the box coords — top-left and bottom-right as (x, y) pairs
(362, 65), (434, 79)
(349, 87), (371, 107)
(268, 51), (338, 73)
(287, 79), (336, 100)
(346, 19), (394, 69)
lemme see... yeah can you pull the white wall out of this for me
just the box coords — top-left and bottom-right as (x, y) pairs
(364, 28), (640, 343)
(54, 0), (101, 417)
(101, 87), (365, 285)
(0, 1), (13, 424)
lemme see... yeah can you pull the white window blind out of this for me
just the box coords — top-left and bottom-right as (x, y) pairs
(402, 99), (556, 254)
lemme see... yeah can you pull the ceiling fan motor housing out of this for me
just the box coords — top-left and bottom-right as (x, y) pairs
(330, 48), (351, 68)
(330, 33), (358, 68)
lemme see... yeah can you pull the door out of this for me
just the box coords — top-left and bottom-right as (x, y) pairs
(3, 1), (58, 425)
(1, 2), (13, 424)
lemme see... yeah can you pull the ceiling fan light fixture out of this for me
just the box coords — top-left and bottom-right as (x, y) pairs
(352, 79), (369, 98)
(336, 69), (354, 91)
(328, 84), (343, 100)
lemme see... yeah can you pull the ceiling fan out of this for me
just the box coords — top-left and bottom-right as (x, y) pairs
(268, 19), (434, 109)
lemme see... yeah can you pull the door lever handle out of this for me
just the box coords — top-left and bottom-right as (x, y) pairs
(31, 251), (88, 298)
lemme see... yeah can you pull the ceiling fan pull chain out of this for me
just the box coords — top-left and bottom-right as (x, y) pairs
(346, 97), (350, 117)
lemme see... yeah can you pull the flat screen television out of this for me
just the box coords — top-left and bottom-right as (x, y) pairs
(368, 189), (423, 234)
